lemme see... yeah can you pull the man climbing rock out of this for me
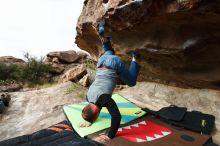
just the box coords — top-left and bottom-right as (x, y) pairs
(80, 20), (141, 143)
(0, 93), (11, 113)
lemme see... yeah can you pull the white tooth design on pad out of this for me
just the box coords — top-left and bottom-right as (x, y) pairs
(154, 134), (163, 139)
(124, 126), (131, 129)
(161, 131), (171, 136)
(132, 123), (139, 127)
(139, 121), (147, 125)
(118, 128), (122, 132)
(146, 136), (155, 141)
(136, 138), (146, 142)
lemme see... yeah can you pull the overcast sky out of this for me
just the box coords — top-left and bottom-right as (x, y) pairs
(0, 0), (84, 59)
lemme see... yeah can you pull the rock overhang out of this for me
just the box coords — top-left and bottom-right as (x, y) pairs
(75, 0), (220, 89)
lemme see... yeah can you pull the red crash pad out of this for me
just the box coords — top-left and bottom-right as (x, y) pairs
(116, 120), (172, 142)
(88, 115), (211, 146)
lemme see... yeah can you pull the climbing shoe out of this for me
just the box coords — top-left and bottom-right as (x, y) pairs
(132, 50), (140, 59)
(98, 19), (106, 37)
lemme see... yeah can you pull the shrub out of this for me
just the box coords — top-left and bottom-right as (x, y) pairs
(21, 53), (52, 85)
(0, 63), (22, 81)
(0, 53), (52, 86)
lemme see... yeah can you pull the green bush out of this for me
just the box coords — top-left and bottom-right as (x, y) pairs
(21, 53), (51, 85)
(0, 53), (52, 86)
(0, 64), (22, 83)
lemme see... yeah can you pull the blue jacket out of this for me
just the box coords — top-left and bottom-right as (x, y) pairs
(97, 50), (140, 87)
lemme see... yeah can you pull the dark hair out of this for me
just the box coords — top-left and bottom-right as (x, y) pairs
(82, 104), (99, 123)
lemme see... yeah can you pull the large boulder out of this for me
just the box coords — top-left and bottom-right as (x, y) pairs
(49, 63), (65, 74)
(79, 74), (90, 87)
(0, 56), (25, 65)
(61, 64), (87, 82)
(47, 50), (80, 63)
(77, 51), (88, 59)
(75, 0), (220, 89)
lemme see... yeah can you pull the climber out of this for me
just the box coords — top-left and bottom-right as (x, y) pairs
(0, 93), (11, 113)
(80, 20), (141, 143)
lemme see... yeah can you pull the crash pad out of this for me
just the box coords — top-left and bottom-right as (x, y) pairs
(0, 121), (104, 146)
(117, 120), (172, 142)
(63, 94), (146, 137)
(88, 116), (211, 146)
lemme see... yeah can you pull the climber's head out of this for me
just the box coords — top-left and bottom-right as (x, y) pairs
(82, 103), (101, 123)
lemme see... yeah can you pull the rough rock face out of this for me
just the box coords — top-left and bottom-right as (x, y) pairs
(61, 64), (87, 82)
(45, 50), (89, 75)
(79, 74), (90, 87)
(47, 50), (80, 63)
(49, 63), (65, 74)
(76, 0), (220, 89)
(0, 56), (25, 65)
(0, 82), (87, 140)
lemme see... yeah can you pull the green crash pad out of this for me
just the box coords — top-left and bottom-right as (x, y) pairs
(63, 94), (146, 137)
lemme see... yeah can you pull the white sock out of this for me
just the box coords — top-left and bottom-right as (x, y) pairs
(132, 57), (136, 62)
